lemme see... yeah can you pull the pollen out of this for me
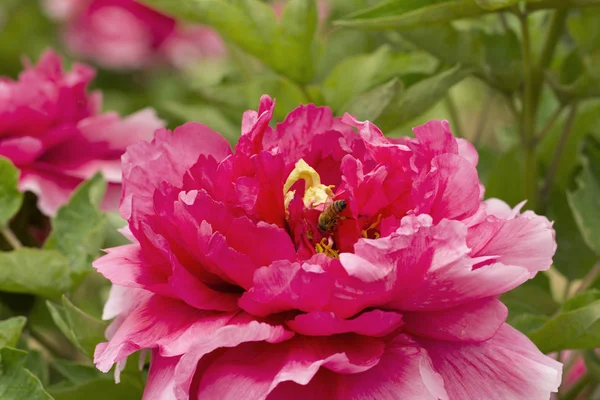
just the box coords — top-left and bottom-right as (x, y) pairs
(283, 159), (334, 209)
(315, 237), (339, 259)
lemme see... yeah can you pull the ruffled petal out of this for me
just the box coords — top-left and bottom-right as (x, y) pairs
(402, 297), (507, 342)
(121, 122), (232, 220)
(285, 310), (403, 337)
(419, 324), (562, 400)
(194, 335), (385, 400)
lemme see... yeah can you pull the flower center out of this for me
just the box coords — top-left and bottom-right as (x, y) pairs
(283, 159), (344, 258)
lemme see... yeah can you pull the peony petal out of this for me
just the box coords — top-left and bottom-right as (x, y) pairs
(333, 334), (448, 400)
(402, 297), (507, 342)
(19, 168), (81, 216)
(121, 122), (232, 220)
(0, 137), (44, 166)
(194, 335), (385, 399)
(143, 351), (179, 400)
(419, 324), (562, 399)
(469, 211), (556, 276)
(285, 309), (403, 337)
(412, 153), (481, 222)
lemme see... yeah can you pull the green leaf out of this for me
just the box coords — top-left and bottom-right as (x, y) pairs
(24, 350), (48, 387)
(475, 0), (520, 9)
(52, 360), (108, 384)
(0, 317), (26, 348)
(47, 296), (107, 358)
(44, 174), (108, 283)
(0, 157), (23, 226)
(527, 291), (600, 353)
(244, 75), (309, 122)
(270, 0), (319, 83)
(323, 46), (393, 112)
(163, 102), (240, 143)
(0, 248), (71, 298)
(343, 78), (404, 122)
(0, 347), (52, 400)
(548, 189), (597, 280)
(335, 0), (514, 30)
(509, 314), (550, 336)
(140, 0), (318, 83)
(527, 0), (600, 11)
(567, 136), (600, 256)
(484, 146), (526, 207)
(502, 275), (559, 319)
(48, 373), (143, 400)
(376, 64), (471, 131)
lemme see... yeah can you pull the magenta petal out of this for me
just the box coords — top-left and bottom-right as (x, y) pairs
(286, 310), (403, 337)
(0, 137), (43, 165)
(402, 297), (507, 342)
(469, 211), (556, 276)
(121, 122), (232, 220)
(143, 351), (179, 400)
(194, 336), (385, 399)
(420, 324), (562, 399)
(93, 244), (169, 292)
(335, 334), (448, 400)
(172, 313), (294, 398)
(412, 153), (481, 222)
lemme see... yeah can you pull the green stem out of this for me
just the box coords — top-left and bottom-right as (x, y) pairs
(574, 261), (600, 296)
(539, 103), (578, 210)
(0, 226), (22, 249)
(444, 93), (463, 138)
(520, 11), (538, 209)
(534, 105), (564, 144)
(532, 10), (568, 113)
(473, 87), (494, 146)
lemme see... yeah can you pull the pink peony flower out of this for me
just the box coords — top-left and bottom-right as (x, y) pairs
(94, 95), (562, 399)
(0, 50), (164, 215)
(44, 0), (226, 70)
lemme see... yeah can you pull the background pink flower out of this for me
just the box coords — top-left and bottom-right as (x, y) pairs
(94, 95), (561, 399)
(43, 0), (226, 70)
(0, 50), (164, 215)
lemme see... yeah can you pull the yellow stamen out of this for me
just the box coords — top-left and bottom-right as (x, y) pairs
(315, 237), (339, 259)
(361, 214), (383, 239)
(283, 159), (334, 209)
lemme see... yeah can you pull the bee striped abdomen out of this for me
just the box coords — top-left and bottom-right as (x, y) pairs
(318, 200), (347, 232)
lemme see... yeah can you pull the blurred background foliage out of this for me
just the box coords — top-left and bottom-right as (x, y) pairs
(1, 0), (600, 398)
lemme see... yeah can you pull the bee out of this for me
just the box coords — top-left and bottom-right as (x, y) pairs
(318, 200), (347, 232)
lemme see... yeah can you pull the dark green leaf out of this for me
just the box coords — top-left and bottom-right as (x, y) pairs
(567, 136), (600, 255)
(52, 360), (108, 384)
(376, 64), (471, 131)
(0, 248), (71, 298)
(562, 290), (600, 312)
(527, 293), (600, 353)
(24, 350), (48, 387)
(502, 275), (559, 319)
(103, 213), (130, 249)
(0, 316), (26, 348)
(343, 78), (404, 122)
(509, 314), (550, 336)
(47, 296), (107, 358)
(0, 347), (52, 400)
(45, 174), (108, 283)
(0, 157), (23, 227)
(548, 189), (597, 280)
(485, 146), (526, 207)
(334, 0), (515, 30)
(527, 0), (600, 11)
(48, 373), (143, 400)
